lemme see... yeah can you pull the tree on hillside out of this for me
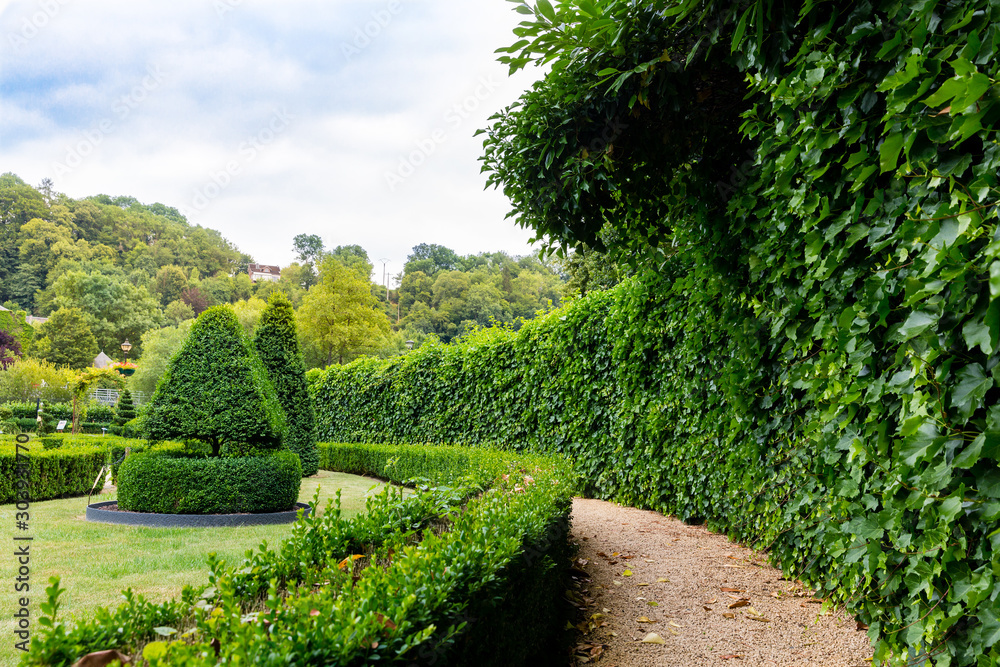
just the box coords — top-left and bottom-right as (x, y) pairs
(0, 174), (48, 304)
(254, 292), (319, 476)
(42, 262), (163, 357)
(0, 330), (21, 370)
(154, 265), (189, 306)
(32, 307), (99, 370)
(328, 244), (373, 280)
(403, 243), (460, 276)
(298, 257), (391, 367)
(293, 234), (324, 265)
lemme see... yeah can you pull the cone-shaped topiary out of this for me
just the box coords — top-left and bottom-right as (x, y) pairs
(253, 291), (319, 476)
(115, 389), (136, 426)
(143, 305), (287, 457)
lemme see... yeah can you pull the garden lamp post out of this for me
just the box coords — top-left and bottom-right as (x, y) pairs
(121, 339), (132, 363)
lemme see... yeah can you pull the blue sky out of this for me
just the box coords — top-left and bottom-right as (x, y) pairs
(0, 0), (546, 278)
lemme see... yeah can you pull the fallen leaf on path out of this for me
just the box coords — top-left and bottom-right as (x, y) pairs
(640, 633), (666, 644)
(637, 582), (649, 586)
(622, 569), (633, 577)
(720, 654), (742, 660)
(637, 616), (653, 623)
(728, 599), (750, 609)
(705, 597), (717, 604)
(657, 577), (669, 583)
(722, 613), (735, 619)
(721, 587), (743, 593)
(668, 627), (680, 635)
(668, 621), (682, 628)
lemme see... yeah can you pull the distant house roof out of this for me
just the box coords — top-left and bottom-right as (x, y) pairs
(248, 264), (281, 282)
(0, 305), (8, 312)
(93, 351), (114, 369)
(248, 264), (280, 274)
(25, 316), (48, 325)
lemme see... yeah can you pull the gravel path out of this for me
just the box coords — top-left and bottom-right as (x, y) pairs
(568, 498), (874, 666)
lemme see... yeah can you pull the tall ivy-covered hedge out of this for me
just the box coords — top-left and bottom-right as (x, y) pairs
(436, 0), (1000, 664)
(313, 252), (1000, 665)
(143, 306), (286, 456)
(253, 292), (319, 476)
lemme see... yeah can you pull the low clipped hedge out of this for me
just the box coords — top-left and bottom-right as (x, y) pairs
(4, 402), (115, 422)
(24, 443), (576, 666)
(117, 451), (302, 514)
(0, 442), (106, 503)
(318, 441), (512, 486)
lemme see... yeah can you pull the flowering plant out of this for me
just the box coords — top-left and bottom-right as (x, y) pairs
(112, 361), (138, 370)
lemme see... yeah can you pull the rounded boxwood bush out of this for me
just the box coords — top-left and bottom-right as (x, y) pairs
(117, 450), (302, 514)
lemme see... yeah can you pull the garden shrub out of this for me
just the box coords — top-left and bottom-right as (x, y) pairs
(142, 305), (287, 456)
(0, 444), (106, 503)
(253, 292), (319, 476)
(3, 402), (115, 423)
(117, 450), (302, 514)
(24, 445), (575, 666)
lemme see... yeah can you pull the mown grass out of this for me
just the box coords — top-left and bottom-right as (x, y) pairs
(0, 470), (390, 667)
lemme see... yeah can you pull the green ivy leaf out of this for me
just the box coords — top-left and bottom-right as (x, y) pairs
(898, 311), (938, 341)
(951, 364), (993, 421)
(879, 133), (905, 173)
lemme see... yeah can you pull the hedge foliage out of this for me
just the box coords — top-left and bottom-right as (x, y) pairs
(0, 441), (106, 503)
(117, 450), (302, 514)
(143, 306), (286, 457)
(253, 292), (319, 476)
(311, 249), (1000, 664)
(4, 402), (116, 423)
(23, 444), (575, 666)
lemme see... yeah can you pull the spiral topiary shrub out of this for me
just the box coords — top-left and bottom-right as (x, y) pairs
(117, 450), (301, 514)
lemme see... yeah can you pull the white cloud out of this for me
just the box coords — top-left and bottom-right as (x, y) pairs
(0, 0), (546, 272)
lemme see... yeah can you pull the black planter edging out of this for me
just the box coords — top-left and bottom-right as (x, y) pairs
(85, 501), (311, 527)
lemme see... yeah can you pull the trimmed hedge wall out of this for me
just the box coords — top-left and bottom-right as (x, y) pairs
(117, 450), (302, 514)
(24, 443), (575, 666)
(4, 402), (116, 423)
(0, 443), (107, 503)
(310, 259), (1000, 664)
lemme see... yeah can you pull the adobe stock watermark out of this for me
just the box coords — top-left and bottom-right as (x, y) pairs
(50, 63), (167, 178)
(213, 0), (243, 17)
(715, 147), (757, 202)
(341, 0), (403, 61)
(183, 108), (295, 214)
(384, 76), (502, 191)
(6, 0), (72, 53)
(12, 433), (32, 653)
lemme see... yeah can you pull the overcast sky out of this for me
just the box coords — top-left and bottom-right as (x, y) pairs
(0, 0), (546, 279)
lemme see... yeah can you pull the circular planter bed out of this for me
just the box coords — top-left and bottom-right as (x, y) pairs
(86, 500), (311, 527)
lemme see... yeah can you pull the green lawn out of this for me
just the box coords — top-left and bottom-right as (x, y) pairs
(0, 471), (390, 667)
